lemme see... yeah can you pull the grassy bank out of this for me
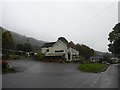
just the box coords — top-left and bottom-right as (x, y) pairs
(79, 63), (109, 73)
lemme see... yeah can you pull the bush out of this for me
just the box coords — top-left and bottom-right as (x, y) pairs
(2, 67), (16, 74)
(9, 54), (19, 59)
(80, 57), (89, 64)
(2, 60), (8, 68)
(34, 53), (45, 61)
(2, 60), (16, 74)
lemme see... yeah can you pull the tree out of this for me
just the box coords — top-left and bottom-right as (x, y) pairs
(102, 53), (112, 63)
(24, 43), (32, 52)
(76, 44), (95, 59)
(16, 44), (25, 51)
(108, 23), (120, 58)
(2, 31), (14, 49)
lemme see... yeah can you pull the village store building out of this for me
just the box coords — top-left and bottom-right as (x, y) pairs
(41, 37), (79, 62)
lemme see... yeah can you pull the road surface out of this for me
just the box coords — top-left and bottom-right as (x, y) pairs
(2, 60), (118, 88)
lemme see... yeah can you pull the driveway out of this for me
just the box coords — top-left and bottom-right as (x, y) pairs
(2, 60), (118, 88)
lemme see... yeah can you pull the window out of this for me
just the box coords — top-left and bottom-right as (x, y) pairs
(55, 50), (64, 52)
(46, 49), (49, 52)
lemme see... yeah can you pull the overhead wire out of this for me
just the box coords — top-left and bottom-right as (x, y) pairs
(75, 0), (119, 31)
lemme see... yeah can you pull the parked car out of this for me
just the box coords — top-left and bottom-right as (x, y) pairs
(102, 61), (110, 65)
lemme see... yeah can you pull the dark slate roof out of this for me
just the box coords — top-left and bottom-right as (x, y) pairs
(41, 42), (56, 48)
(58, 37), (69, 46)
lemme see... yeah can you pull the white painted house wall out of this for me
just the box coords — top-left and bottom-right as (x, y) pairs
(41, 48), (48, 53)
(51, 40), (67, 53)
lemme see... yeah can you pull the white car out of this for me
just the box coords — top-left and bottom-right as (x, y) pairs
(102, 61), (110, 65)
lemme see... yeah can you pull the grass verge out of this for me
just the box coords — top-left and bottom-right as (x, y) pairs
(79, 63), (109, 73)
(2, 67), (16, 74)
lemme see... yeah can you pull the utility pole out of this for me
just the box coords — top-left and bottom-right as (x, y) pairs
(118, 1), (120, 58)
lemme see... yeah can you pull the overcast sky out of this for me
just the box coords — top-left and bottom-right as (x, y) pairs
(1, 0), (119, 52)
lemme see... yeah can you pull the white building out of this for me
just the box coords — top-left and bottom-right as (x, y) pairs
(41, 37), (79, 62)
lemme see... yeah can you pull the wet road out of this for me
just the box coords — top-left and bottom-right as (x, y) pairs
(2, 60), (118, 88)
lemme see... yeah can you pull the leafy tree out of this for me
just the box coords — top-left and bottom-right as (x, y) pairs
(16, 44), (25, 51)
(24, 43), (32, 52)
(102, 53), (113, 63)
(2, 31), (14, 49)
(108, 23), (120, 57)
(76, 44), (95, 59)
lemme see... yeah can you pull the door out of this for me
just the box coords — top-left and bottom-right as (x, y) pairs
(68, 53), (71, 60)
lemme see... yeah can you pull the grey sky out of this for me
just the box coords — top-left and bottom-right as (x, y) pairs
(1, 0), (118, 52)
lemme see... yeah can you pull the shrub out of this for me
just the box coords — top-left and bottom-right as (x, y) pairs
(34, 53), (45, 61)
(9, 55), (19, 60)
(2, 67), (16, 74)
(2, 60), (8, 68)
(80, 58), (88, 64)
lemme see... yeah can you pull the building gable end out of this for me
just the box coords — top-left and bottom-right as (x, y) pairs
(52, 40), (67, 48)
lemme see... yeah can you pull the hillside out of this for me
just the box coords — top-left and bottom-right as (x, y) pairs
(2, 27), (46, 52)
(95, 51), (110, 56)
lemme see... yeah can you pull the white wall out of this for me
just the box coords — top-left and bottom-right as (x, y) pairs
(41, 48), (48, 53)
(51, 40), (67, 53)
